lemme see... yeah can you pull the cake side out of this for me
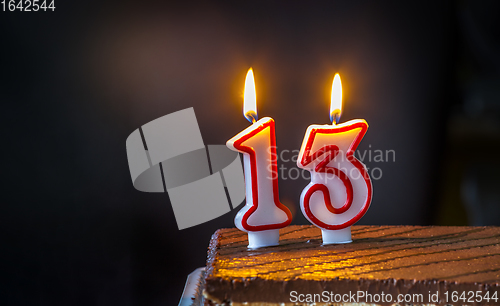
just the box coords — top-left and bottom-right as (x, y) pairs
(204, 225), (500, 306)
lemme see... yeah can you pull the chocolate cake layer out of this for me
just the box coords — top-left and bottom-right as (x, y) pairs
(204, 225), (500, 305)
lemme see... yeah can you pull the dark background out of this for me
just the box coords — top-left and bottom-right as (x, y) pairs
(2, 1), (500, 305)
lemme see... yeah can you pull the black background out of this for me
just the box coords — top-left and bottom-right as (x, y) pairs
(2, 1), (500, 305)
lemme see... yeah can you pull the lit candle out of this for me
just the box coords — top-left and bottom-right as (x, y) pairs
(297, 74), (372, 244)
(227, 68), (292, 249)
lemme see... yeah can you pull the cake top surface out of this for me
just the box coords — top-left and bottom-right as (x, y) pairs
(206, 225), (500, 283)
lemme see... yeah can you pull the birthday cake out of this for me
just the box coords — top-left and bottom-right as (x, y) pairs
(203, 225), (500, 306)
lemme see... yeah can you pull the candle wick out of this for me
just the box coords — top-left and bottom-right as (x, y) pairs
(245, 112), (258, 124)
(330, 112), (340, 125)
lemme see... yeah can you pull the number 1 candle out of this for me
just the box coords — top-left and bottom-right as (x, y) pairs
(227, 68), (292, 249)
(297, 74), (372, 244)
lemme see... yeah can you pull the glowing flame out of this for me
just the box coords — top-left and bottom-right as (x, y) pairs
(330, 73), (342, 124)
(244, 68), (258, 123)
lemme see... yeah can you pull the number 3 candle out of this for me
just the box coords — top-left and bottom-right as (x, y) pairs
(227, 68), (292, 249)
(297, 74), (372, 244)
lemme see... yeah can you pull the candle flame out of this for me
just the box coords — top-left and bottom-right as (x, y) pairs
(244, 68), (258, 123)
(330, 73), (342, 124)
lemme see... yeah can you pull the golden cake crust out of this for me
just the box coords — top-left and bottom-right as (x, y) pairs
(204, 225), (500, 305)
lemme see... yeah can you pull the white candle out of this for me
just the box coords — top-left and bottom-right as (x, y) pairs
(297, 74), (372, 244)
(227, 68), (292, 249)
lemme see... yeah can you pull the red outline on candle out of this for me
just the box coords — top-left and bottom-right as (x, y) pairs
(232, 118), (292, 231)
(300, 121), (372, 230)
